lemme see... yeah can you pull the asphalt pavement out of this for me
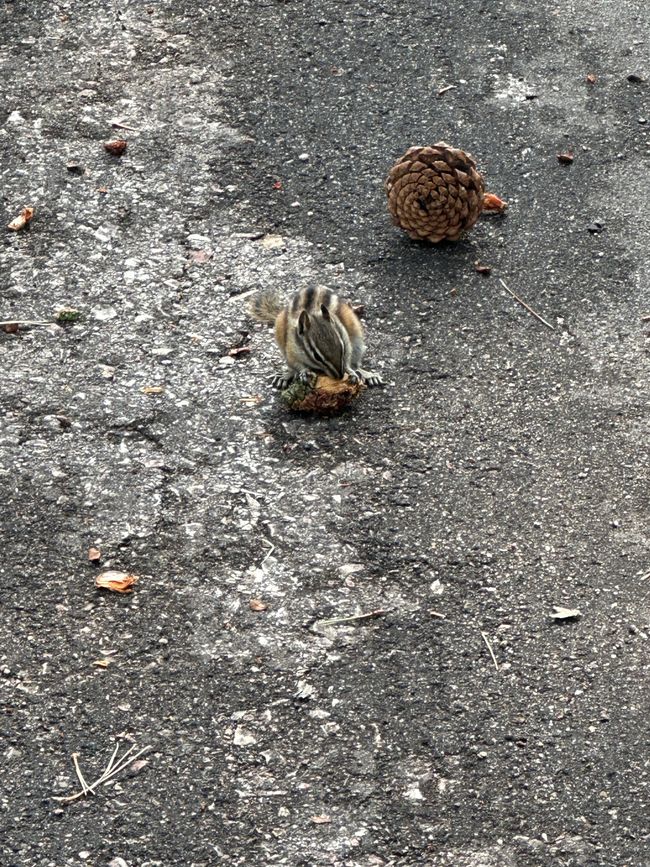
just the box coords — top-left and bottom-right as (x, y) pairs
(1, 1), (649, 865)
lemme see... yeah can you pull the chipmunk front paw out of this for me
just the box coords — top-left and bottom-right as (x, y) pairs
(272, 372), (294, 389)
(357, 369), (384, 387)
(296, 369), (316, 385)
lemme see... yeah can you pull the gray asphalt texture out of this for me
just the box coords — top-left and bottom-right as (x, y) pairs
(1, 2), (649, 866)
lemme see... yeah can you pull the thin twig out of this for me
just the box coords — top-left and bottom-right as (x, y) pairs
(72, 753), (90, 796)
(52, 744), (151, 804)
(227, 289), (257, 303)
(640, 570), (650, 581)
(52, 785), (91, 804)
(98, 744), (136, 785)
(96, 744), (149, 789)
(110, 121), (139, 132)
(237, 790), (288, 798)
(0, 320), (53, 327)
(319, 609), (388, 627)
(640, 315), (650, 322)
(437, 84), (457, 96)
(105, 742), (121, 775)
(429, 610), (446, 619)
(498, 279), (555, 331)
(480, 630), (500, 671)
(261, 540), (275, 567)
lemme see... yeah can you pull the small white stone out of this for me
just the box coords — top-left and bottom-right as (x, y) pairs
(186, 233), (212, 249)
(295, 680), (316, 700)
(91, 305), (118, 321)
(178, 114), (203, 130)
(404, 784), (424, 801)
(233, 726), (257, 747)
(338, 563), (364, 577)
(298, 152), (309, 161)
(94, 226), (112, 243)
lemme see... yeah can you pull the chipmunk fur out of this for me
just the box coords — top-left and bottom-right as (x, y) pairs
(250, 286), (383, 389)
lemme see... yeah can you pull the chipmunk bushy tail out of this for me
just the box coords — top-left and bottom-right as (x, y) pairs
(249, 289), (284, 324)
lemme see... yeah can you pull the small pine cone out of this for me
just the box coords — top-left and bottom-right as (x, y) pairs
(385, 143), (485, 243)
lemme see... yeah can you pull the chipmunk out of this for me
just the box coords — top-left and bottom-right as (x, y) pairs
(250, 285), (383, 389)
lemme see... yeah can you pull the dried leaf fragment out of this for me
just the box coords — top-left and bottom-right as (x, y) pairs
(95, 571), (139, 594)
(142, 385), (164, 395)
(474, 261), (492, 276)
(550, 605), (581, 621)
(260, 234), (285, 250)
(7, 206), (35, 231)
(311, 815), (332, 825)
(92, 658), (112, 668)
(88, 547), (101, 562)
(586, 73), (597, 85)
(1, 322), (20, 334)
(482, 193), (508, 213)
(249, 598), (268, 612)
(229, 345), (251, 358)
(188, 248), (212, 264)
(240, 394), (263, 406)
(104, 139), (127, 156)
(557, 151), (574, 165)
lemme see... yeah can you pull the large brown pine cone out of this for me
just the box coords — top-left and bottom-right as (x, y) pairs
(385, 143), (485, 243)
